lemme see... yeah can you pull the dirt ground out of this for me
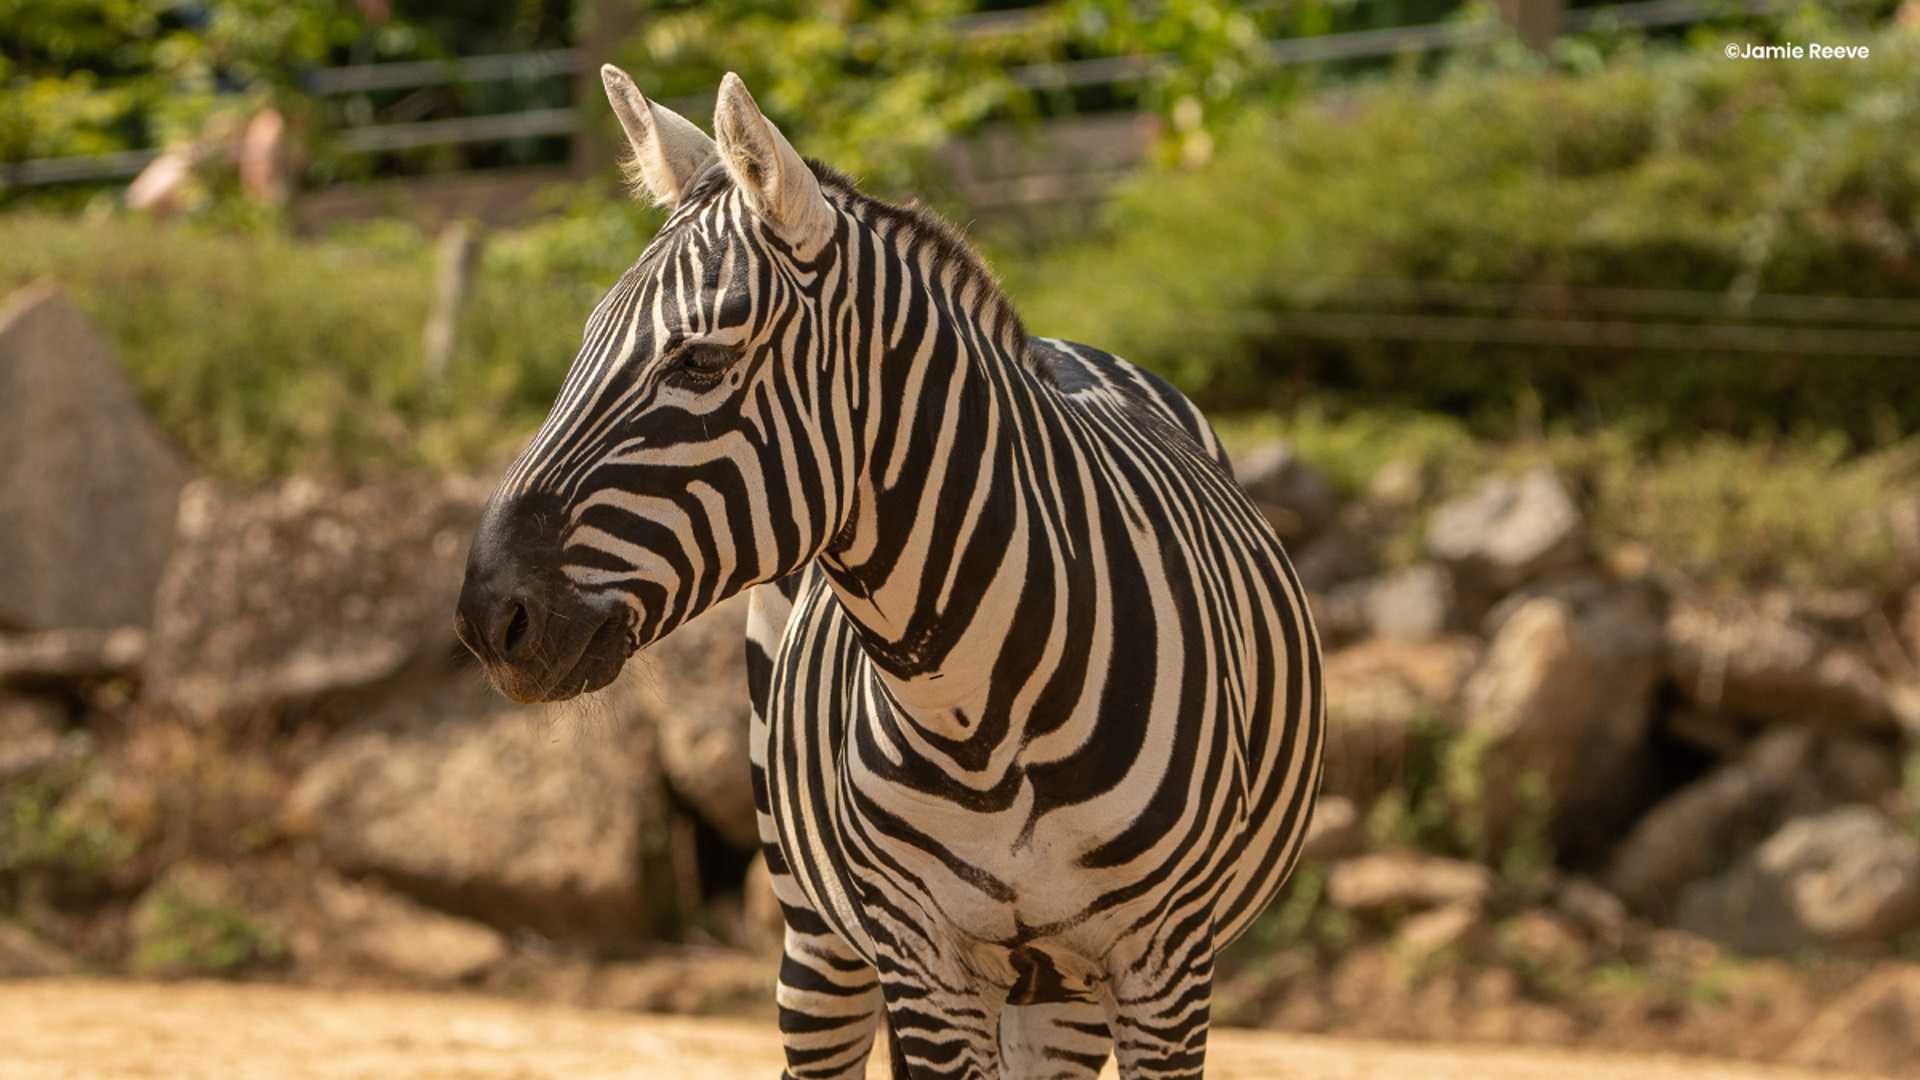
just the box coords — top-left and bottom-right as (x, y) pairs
(0, 977), (1875, 1080)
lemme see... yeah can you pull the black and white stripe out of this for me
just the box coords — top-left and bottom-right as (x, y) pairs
(467, 69), (1324, 1080)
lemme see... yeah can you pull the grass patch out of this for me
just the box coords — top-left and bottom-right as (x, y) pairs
(0, 204), (652, 485)
(130, 885), (286, 977)
(0, 751), (141, 887)
(1216, 411), (1916, 593)
(1007, 22), (1920, 442)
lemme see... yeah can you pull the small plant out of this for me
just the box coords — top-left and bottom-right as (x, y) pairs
(129, 885), (287, 978)
(0, 755), (142, 891)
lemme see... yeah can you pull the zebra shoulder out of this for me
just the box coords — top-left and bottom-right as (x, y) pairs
(1026, 336), (1233, 477)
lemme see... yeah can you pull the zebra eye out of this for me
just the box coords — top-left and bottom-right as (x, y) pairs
(670, 342), (738, 386)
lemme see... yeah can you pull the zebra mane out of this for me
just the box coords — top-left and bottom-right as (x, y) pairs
(807, 163), (1038, 377)
(667, 154), (1044, 380)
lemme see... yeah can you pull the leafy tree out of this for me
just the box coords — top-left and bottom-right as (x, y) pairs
(615, 0), (1416, 196)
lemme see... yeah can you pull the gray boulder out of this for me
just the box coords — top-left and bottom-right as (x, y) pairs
(0, 921), (74, 978)
(1319, 635), (1482, 803)
(1460, 580), (1665, 862)
(1667, 594), (1897, 733)
(0, 283), (189, 630)
(638, 593), (758, 849)
(1426, 467), (1586, 597)
(0, 694), (64, 779)
(1233, 442), (1339, 544)
(1299, 794), (1363, 862)
(1677, 805), (1920, 954)
(1605, 728), (1816, 919)
(1360, 563), (1456, 640)
(1326, 850), (1494, 912)
(310, 872), (508, 983)
(0, 626), (146, 690)
(145, 473), (487, 725)
(281, 668), (673, 943)
(1789, 964), (1920, 1076)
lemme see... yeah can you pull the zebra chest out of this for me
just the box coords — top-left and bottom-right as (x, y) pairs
(835, 757), (1145, 948)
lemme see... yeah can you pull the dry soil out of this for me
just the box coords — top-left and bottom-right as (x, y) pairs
(0, 977), (1878, 1080)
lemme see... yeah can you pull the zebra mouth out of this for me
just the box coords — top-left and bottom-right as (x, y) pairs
(486, 606), (632, 705)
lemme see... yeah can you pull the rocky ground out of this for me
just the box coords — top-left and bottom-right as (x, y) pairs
(13, 291), (1920, 1076)
(0, 977), (1876, 1080)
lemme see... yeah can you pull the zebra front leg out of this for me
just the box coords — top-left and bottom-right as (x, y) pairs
(999, 1002), (1111, 1080)
(1105, 937), (1214, 1080)
(873, 954), (1003, 1080)
(776, 910), (885, 1080)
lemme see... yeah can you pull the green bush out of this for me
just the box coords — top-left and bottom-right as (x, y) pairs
(130, 885), (286, 977)
(1010, 21), (1920, 440)
(1217, 408), (1917, 592)
(0, 208), (637, 483)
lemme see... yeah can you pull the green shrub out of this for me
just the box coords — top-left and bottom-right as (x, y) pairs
(0, 752), (140, 883)
(0, 208), (636, 483)
(1010, 22), (1920, 441)
(130, 885), (286, 977)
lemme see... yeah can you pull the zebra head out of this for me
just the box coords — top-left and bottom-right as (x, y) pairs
(457, 68), (850, 704)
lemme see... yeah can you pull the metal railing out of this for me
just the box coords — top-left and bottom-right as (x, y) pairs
(1255, 280), (1920, 355)
(0, 0), (1785, 190)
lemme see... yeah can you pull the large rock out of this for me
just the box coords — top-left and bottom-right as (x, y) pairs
(1319, 635), (1482, 803)
(1359, 564), (1456, 640)
(1425, 467), (1585, 597)
(638, 593), (757, 849)
(0, 694), (65, 779)
(0, 626), (146, 690)
(1605, 728), (1816, 919)
(1460, 580), (1664, 862)
(0, 283), (189, 631)
(0, 921), (75, 977)
(1233, 442), (1339, 544)
(1677, 805), (1920, 954)
(1326, 850), (1494, 912)
(281, 668), (673, 943)
(310, 872), (508, 983)
(1789, 964), (1920, 1076)
(1667, 594), (1897, 733)
(1299, 794), (1363, 862)
(145, 474), (487, 724)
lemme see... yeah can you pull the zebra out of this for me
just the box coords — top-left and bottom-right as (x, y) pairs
(455, 66), (1324, 1080)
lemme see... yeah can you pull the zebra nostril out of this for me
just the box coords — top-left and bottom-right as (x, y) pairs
(500, 600), (532, 656)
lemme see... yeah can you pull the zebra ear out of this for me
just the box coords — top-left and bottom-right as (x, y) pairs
(601, 64), (714, 209)
(713, 72), (834, 250)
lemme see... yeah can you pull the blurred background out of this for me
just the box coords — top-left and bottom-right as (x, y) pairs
(4, 0), (1920, 1074)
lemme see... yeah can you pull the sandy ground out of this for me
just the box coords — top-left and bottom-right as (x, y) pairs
(0, 977), (1873, 1080)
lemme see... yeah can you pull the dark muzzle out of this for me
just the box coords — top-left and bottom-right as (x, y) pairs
(455, 491), (631, 703)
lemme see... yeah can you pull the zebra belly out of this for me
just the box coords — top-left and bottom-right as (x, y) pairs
(772, 722), (1255, 998)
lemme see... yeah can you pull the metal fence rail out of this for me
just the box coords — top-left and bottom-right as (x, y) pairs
(0, 0), (1789, 189)
(306, 47), (579, 95)
(332, 108), (579, 154)
(1262, 311), (1920, 355)
(1251, 278), (1920, 356)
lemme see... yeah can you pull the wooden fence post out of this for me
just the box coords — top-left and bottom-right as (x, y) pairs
(423, 220), (482, 386)
(1496, 0), (1565, 50)
(573, 0), (645, 179)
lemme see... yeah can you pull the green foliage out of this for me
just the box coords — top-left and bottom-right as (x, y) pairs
(1545, 428), (1916, 591)
(1010, 23), (1920, 440)
(620, 0), (1392, 197)
(130, 885), (287, 977)
(0, 0), (369, 164)
(0, 746), (142, 913)
(1218, 407), (1919, 592)
(0, 210), (598, 482)
(1362, 713), (1555, 876)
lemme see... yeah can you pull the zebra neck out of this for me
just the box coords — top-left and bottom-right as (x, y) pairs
(817, 321), (1047, 744)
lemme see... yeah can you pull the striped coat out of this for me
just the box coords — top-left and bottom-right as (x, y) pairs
(455, 67), (1324, 1080)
